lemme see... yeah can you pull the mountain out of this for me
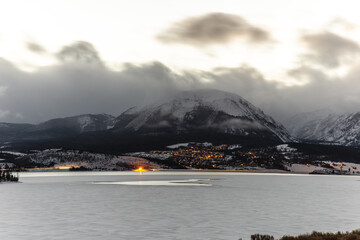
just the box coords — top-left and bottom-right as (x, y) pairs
(0, 123), (34, 142)
(0, 114), (115, 142)
(284, 109), (336, 139)
(31, 113), (115, 134)
(285, 110), (360, 146)
(0, 90), (292, 152)
(113, 89), (292, 142)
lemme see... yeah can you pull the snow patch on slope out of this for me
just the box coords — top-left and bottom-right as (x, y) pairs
(77, 116), (93, 132)
(276, 144), (296, 152)
(167, 143), (191, 149)
(119, 89), (292, 142)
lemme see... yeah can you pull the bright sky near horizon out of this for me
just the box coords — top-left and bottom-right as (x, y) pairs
(1, 0), (360, 123)
(1, 0), (359, 77)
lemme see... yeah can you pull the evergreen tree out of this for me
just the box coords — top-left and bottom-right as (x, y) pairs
(0, 164), (19, 182)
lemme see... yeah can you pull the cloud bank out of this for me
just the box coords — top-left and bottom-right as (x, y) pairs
(1, 40), (360, 124)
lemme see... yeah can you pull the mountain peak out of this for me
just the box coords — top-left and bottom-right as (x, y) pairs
(133, 89), (265, 120)
(114, 89), (292, 143)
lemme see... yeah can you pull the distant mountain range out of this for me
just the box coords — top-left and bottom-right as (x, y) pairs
(0, 114), (114, 141)
(3, 89), (360, 152)
(285, 110), (360, 146)
(0, 89), (292, 152)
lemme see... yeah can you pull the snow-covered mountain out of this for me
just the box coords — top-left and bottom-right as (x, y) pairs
(0, 90), (293, 152)
(284, 109), (336, 138)
(285, 110), (360, 146)
(114, 89), (292, 142)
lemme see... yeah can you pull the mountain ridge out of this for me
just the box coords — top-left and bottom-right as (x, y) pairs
(285, 110), (360, 146)
(0, 89), (292, 152)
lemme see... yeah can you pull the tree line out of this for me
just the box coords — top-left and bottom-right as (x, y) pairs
(0, 164), (19, 182)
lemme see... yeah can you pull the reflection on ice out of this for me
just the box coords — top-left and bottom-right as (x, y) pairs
(92, 179), (212, 186)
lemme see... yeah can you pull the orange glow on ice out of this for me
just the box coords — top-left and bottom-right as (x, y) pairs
(134, 167), (147, 172)
(57, 165), (79, 170)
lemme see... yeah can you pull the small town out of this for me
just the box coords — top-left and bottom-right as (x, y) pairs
(130, 142), (360, 174)
(142, 143), (287, 170)
(2, 142), (360, 175)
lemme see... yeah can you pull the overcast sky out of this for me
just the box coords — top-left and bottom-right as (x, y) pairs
(1, 0), (360, 123)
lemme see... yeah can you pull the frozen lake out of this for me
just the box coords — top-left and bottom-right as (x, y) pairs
(1, 171), (360, 240)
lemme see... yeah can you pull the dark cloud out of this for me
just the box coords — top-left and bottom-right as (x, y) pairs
(200, 65), (281, 105)
(56, 41), (102, 65)
(301, 31), (360, 68)
(282, 64), (360, 117)
(0, 55), (191, 123)
(1, 41), (360, 125)
(196, 64), (360, 122)
(157, 12), (272, 46)
(0, 55), (281, 123)
(198, 66), (295, 122)
(26, 42), (47, 54)
(287, 65), (329, 84)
